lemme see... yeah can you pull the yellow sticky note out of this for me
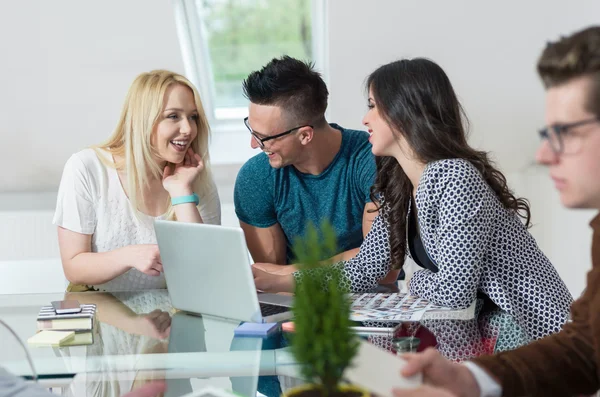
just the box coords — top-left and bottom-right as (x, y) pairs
(27, 330), (75, 346)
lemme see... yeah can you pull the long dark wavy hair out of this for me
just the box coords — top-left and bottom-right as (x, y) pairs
(367, 58), (531, 270)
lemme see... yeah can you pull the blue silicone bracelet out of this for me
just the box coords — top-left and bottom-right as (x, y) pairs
(171, 193), (199, 206)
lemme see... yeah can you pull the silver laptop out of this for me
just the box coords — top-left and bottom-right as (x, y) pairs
(154, 220), (293, 323)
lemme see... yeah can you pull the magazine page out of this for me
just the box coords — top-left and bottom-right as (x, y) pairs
(349, 293), (475, 322)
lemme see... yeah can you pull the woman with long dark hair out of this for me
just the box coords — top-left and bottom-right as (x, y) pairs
(252, 58), (572, 340)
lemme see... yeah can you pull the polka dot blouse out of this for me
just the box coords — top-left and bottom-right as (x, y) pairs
(294, 159), (573, 339)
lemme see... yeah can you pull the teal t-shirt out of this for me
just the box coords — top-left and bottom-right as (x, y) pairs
(234, 124), (376, 263)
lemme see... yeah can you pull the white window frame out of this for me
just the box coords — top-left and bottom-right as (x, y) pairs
(173, 0), (329, 135)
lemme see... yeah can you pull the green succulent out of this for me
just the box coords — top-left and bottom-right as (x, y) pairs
(290, 221), (359, 397)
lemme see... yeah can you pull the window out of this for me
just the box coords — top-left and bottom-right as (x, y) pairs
(174, 0), (328, 128)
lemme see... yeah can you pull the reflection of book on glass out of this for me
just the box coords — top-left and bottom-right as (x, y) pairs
(59, 330), (94, 346)
(30, 329), (95, 347)
(28, 330), (75, 346)
(37, 304), (97, 331)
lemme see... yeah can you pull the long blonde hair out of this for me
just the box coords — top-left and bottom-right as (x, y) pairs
(93, 70), (211, 220)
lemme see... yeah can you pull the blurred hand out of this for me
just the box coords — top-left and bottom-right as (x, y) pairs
(253, 262), (297, 275)
(392, 385), (458, 397)
(123, 381), (167, 397)
(136, 310), (172, 339)
(400, 348), (480, 397)
(162, 148), (204, 197)
(252, 266), (294, 293)
(126, 245), (163, 276)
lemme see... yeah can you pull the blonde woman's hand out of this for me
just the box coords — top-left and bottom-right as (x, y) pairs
(135, 310), (172, 339)
(125, 244), (163, 276)
(162, 148), (204, 197)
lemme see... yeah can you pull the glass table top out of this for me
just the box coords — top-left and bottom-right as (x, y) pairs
(0, 289), (532, 396)
(0, 290), (295, 376)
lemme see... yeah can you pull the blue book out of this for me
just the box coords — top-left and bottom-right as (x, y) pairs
(234, 322), (279, 337)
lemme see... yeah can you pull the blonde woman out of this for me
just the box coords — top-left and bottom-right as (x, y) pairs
(54, 70), (221, 292)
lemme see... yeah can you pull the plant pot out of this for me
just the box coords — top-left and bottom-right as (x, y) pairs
(282, 384), (370, 397)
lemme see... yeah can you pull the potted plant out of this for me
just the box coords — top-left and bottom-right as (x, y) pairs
(285, 221), (368, 397)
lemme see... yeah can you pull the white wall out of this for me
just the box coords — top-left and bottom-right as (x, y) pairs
(327, 0), (600, 297)
(508, 168), (596, 297)
(328, 0), (600, 172)
(0, 0), (185, 192)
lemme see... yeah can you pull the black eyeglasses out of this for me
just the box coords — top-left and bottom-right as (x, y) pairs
(538, 117), (600, 154)
(244, 117), (313, 149)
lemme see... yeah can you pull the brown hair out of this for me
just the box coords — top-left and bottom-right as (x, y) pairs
(367, 58), (531, 270)
(537, 26), (600, 116)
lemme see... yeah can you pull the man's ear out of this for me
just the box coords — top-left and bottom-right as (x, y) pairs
(298, 126), (314, 146)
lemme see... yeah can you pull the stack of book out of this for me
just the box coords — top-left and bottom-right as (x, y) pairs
(35, 304), (97, 346)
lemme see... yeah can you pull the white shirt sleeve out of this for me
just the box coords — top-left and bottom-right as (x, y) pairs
(462, 362), (502, 397)
(52, 153), (97, 234)
(198, 172), (221, 225)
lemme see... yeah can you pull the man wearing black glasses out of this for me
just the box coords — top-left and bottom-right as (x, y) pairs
(234, 56), (398, 285)
(392, 26), (600, 397)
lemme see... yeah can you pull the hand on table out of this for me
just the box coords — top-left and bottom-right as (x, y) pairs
(253, 262), (297, 275)
(136, 310), (172, 339)
(126, 244), (163, 276)
(252, 266), (294, 293)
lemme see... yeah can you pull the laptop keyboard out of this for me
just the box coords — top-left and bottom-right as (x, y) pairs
(260, 303), (290, 317)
